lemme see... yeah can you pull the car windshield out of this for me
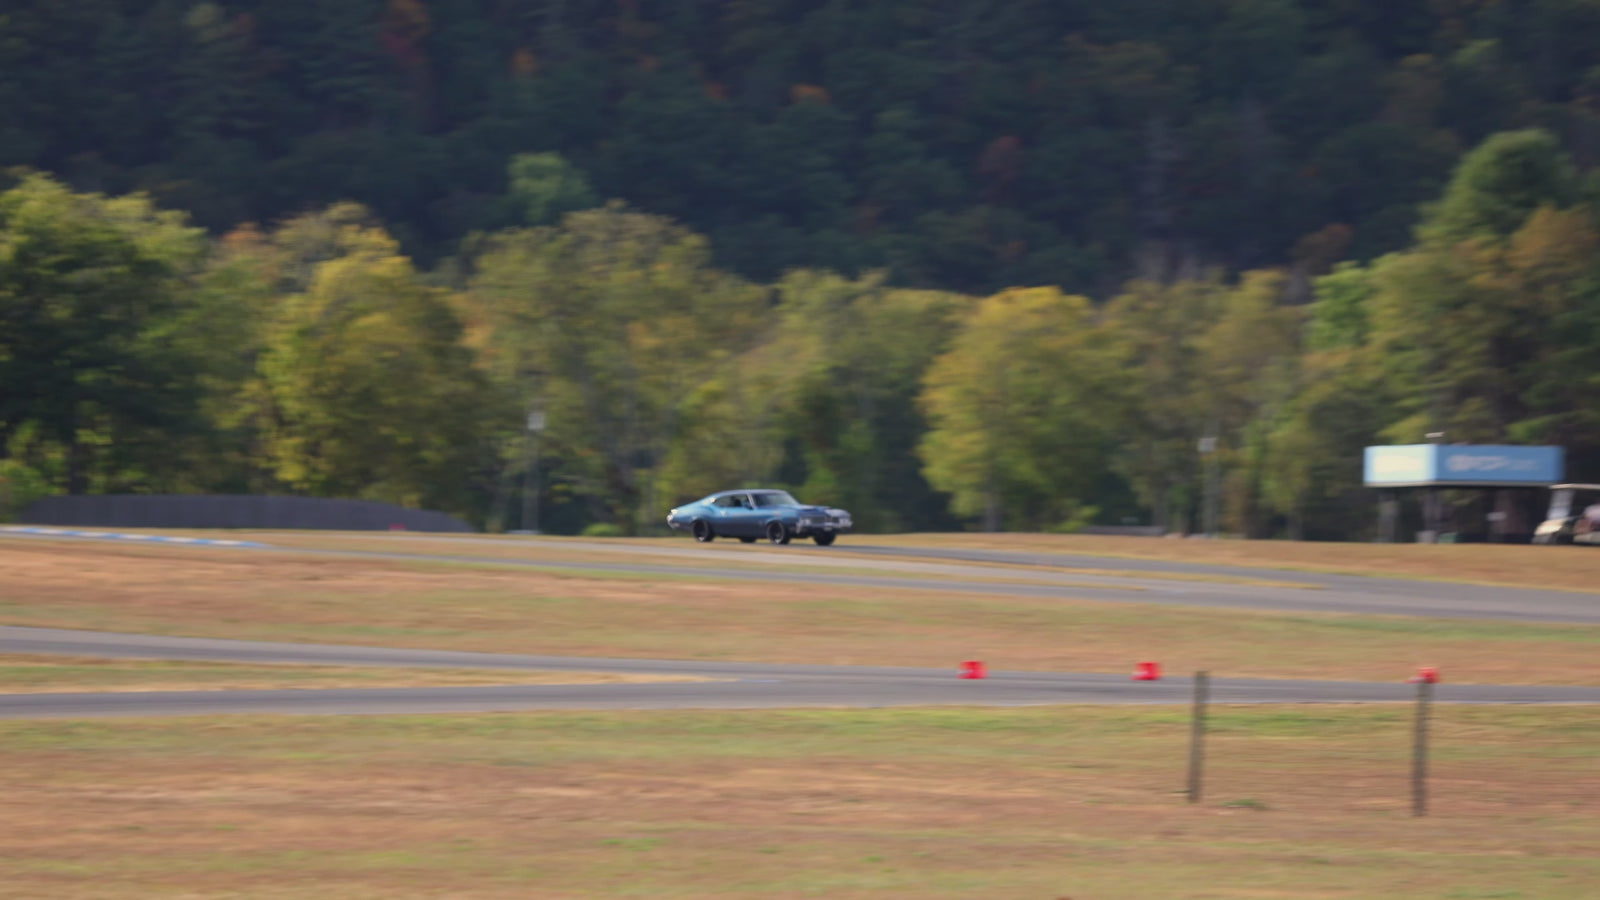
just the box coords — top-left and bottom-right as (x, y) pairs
(751, 491), (802, 508)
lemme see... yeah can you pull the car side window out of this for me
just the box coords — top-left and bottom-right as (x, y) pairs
(712, 495), (743, 509)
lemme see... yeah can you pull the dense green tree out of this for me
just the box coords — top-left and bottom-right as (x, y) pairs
(11, 0), (1600, 543)
(919, 287), (1120, 531)
(652, 369), (786, 512)
(758, 270), (968, 531)
(247, 209), (491, 515)
(506, 152), (596, 226)
(1360, 132), (1594, 451)
(1102, 277), (1221, 532)
(162, 224), (281, 494)
(1193, 271), (1304, 535)
(465, 204), (766, 532)
(1260, 348), (1389, 540)
(1424, 129), (1578, 243)
(10, 2), (1600, 292)
(0, 174), (207, 494)
(1103, 271), (1302, 534)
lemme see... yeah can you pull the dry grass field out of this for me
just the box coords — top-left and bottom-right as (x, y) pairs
(245, 531), (1319, 588)
(120, 527), (1600, 592)
(1, 706), (1595, 899)
(2, 533), (1598, 898)
(872, 532), (1600, 593)
(3, 540), (1599, 685)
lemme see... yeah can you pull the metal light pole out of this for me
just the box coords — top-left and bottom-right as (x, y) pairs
(1421, 432), (1446, 543)
(521, 407), (546, 534)
(1198, 434), (1219, 537)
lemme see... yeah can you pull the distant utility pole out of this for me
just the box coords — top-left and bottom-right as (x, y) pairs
(521, 407), (546, 534)
(1198, 433), (1219, 537)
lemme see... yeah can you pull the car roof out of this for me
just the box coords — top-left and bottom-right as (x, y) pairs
(710, 488), (784, 497)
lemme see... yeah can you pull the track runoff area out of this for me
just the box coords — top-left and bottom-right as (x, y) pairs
(2, 527), (1599, 718)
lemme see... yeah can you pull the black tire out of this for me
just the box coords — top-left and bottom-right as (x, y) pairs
(812, 532), (836, 546)
(739, 537), (757, 544)
(765, 521), (791, 545)
(692, 520), (715, 543)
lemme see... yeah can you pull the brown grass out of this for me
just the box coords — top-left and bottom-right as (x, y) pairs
(0, 706), (1594, 898)
(871, 532), (1600, 592)
(2, 541), (1598, 685)
(0, 654), (705, 693)
(247, 531), (1312, 587)
(39, 527), (1585, 590)
(265, 529), (1597, 593)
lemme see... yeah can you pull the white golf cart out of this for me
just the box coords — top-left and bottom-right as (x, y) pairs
(1532, 483), (1600, 545)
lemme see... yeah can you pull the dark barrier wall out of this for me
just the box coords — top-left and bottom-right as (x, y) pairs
(22, 495), (474, 533)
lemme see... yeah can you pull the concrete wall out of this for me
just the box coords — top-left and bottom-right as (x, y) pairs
(21, 495), (474, 533)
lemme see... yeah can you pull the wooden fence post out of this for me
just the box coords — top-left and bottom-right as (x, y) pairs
(1412, 677), (1432, 817)
(1187, 670), (1209, 804)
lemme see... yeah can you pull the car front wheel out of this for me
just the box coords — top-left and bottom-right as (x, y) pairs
(812, 532), (836, 546)
(692, 520), (715, 543)
(765, 521), (791, 545)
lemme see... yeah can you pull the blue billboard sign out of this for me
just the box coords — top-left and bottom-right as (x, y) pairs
(1363, 445), (1564, 487)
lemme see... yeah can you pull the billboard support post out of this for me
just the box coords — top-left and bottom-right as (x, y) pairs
(1378, 490), (1398, 543)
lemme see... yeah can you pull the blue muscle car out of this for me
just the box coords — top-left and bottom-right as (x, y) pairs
(666, 489), (853, 545)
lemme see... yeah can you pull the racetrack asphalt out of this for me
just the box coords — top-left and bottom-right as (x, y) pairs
(2, 625), (1599, 719)
(252, 534), (1600, 624)
(4, 532), (1599, 718)
(7, 529), (1597, 624)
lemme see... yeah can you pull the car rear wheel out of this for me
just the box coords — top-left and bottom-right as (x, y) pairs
(765, 521), (791, 545)
(812, 532), (836, 546)
(692, 520), (715, 543)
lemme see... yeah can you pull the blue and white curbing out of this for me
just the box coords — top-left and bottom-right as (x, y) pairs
(0, 526), (266, 548)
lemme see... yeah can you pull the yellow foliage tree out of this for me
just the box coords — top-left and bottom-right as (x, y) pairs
(918, 287), (1120, 531)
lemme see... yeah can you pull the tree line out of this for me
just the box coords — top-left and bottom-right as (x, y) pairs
(4, 128), (1597, 537)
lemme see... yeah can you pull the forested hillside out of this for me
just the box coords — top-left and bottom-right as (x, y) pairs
(4, 2), (1600, 538)
(9, 0), (1600, 290)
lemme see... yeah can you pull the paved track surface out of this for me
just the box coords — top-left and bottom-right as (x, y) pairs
(255, 534), (1600, 624)
(5, 533), (1598, 718)
(7, 529), (1597, 623)
(3, 626), (1598, 719)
